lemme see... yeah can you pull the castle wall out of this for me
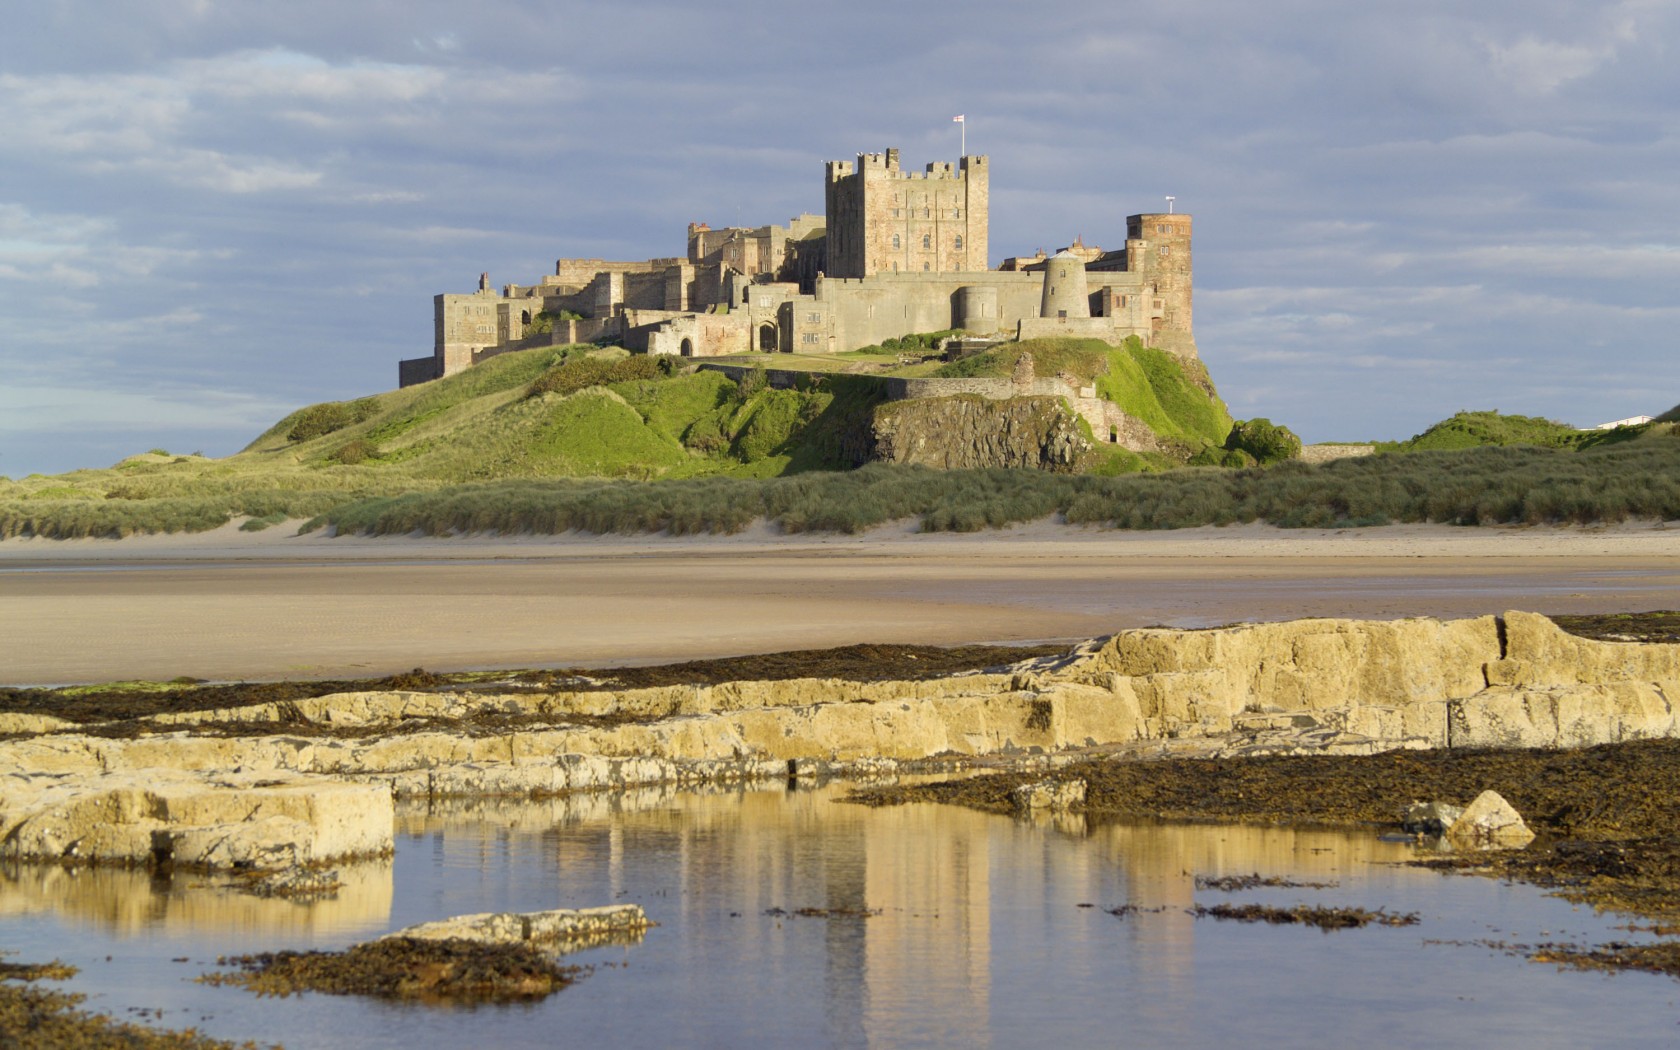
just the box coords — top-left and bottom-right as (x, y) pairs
(645, 313), (751, 358)
(622, 270), (673, 311)
(813, 270), (1148, 350)
(553, 257), (678, 286)
(398, 355), (441, 387)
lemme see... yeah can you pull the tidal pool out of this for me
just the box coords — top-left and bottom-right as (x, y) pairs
(2, 781), (1676, 1048)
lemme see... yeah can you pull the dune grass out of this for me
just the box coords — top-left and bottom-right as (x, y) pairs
(301, 431), (1680, 538)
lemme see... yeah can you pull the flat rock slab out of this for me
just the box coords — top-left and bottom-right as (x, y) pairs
(382, 905), (652, 952)
(0, 771), (392, 869)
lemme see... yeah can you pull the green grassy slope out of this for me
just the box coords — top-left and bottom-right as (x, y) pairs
(1377, 409), (1657, 452)
(932, 336), (1234, 451)
(0, 345), (894, 537)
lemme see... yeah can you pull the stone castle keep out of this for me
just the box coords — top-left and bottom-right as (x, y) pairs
(399, 148), (1196, 386)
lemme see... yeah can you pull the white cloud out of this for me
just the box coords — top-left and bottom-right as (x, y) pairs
(0, 203), (209, 288)
(0, 49), (578, 196)
(1484, 11), (1640, 94)
(1487, 36), (1616, 94)
(0, 382), (293, 435)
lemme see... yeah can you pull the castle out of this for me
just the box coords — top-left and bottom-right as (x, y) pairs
(399, 148), (1195, 386)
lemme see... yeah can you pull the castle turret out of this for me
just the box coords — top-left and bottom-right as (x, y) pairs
(1040, 250), (1090, 320)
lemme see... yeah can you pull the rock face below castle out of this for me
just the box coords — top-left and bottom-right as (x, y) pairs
(400, 148), (1196, 386)
(870, 395), (1091, 472)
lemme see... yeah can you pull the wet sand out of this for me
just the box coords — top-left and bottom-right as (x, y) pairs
(3, 520), (1679, 684)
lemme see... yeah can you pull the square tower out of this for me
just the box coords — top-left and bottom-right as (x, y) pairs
(824, 149), (988, 278)
(1125, 213), (1193, 351)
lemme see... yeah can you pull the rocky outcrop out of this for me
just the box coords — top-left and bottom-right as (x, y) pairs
(3, 611), (1678, 868)
(381, 905), (651, 952)
(0, 772), (392, 869)
(869, 394), (1090, 471)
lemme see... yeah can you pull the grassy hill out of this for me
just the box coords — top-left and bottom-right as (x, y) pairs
(1375, 410), (1652, 452)
(3, 339), (1675, 539)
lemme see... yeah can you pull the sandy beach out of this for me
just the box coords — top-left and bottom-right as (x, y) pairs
(3, 519), (1678, 685)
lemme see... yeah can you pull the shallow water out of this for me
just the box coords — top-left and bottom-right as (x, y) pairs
(3, 781), (1677, 1048)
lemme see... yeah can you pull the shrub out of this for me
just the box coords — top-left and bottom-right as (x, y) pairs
(330, 438), (380, 465)
(526, 358), (611, 398)
(525, 355), (662, 399)
(288, 403), (356, 442)
(734, 365), (769, 401)
(1225, 418), (1301, 464)
(682, 417), (727, 454)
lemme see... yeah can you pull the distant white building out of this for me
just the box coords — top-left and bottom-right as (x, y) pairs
(1592, 415), (1655, 430)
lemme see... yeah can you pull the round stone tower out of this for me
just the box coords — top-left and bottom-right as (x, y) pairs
(955, 285), (999, 333)
(1039, 250), (1090, 319)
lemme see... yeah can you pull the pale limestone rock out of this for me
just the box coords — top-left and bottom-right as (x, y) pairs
(1449, 683), (1676, 749)
(4, 613), (1680, 821)
(1445, 790), (1534, 848)
(0, 772), (392, 869)
(1011, 778), (1086, 812)
(0, 713), (75, 735)
(382, 904), (651, 947)
(1402, 801), (1463, 835)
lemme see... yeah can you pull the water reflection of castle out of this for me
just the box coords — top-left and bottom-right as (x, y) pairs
(1, 784), (1417, 1044)
(402, 786), (1415, 1046)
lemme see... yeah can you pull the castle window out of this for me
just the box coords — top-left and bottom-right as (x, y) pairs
(923, 262), (930, 271)
(954, 236), (963, 250)
(893, 208), (900, 217)
(1158, 224), (1170, 234)
(922, 234), (931, 249)
(1158, 246), (1170, 257)
(892, 234), (901, 249)
(953, 209), (961, 218)
(924, 207), (930, 218)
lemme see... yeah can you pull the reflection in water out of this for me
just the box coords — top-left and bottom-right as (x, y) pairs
(0, 781), (1670, 1049)
(392, 786), (1431, 1049)
(0, 859), (393, 940)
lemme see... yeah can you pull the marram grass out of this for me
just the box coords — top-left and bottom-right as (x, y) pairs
(302, 438), (1680, 538)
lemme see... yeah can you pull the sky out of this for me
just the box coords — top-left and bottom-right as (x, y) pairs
(3, 0), (1677, 477)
